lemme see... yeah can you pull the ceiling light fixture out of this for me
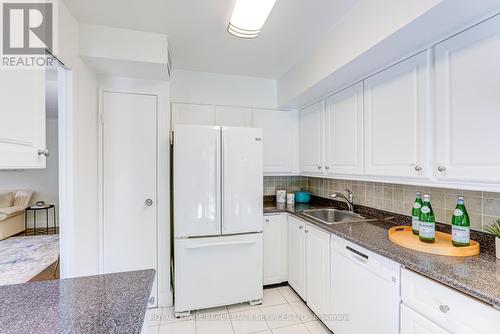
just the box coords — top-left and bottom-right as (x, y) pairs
(227, 0), (277, 39)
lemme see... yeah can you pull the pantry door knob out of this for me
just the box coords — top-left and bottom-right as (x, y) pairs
(38, 149), (50, 157)
(145, 199), (153, 207)
(414, 165), (422, 172)
(437, 166), (447, 172)
(439, 305), (450, 313)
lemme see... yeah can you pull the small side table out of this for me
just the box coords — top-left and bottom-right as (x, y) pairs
(25, 205), (56, 235)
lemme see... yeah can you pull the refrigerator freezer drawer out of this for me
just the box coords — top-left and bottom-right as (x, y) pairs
(174, 233), (263, 313)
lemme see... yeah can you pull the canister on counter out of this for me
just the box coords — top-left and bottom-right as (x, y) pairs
(287, 193), (295, 205)
(276, 189), (287, 203)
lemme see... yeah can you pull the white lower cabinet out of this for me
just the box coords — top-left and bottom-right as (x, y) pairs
(287, 215), (307, 300)
(305, 223), (330, 316)
(401, 268), (500, 334)
(263, 213), (287, 285)
(401, 304), (450, 334)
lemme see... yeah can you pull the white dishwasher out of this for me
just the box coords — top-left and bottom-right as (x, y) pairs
(328, 235), (401, 334)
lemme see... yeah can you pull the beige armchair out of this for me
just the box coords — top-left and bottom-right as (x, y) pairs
(0, 190), (33, 240)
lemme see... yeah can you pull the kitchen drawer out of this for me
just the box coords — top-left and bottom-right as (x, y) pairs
(401, 268), (500, 334)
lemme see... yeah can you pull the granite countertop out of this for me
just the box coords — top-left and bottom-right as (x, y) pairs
(265, 201), (500, 309)
(0, 269), (155, 334)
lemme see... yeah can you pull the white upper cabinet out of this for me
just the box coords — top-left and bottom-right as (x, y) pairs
(215, 106), (253, 127)
(172, 103), (215, 127)
(325, 82), (364, 175)
(300, 101), (325, 174)
(253, 109), (299, 174)
(0, 69), (46, 169)
(363, 51), (430, 179)
(435, 15), (500, 184)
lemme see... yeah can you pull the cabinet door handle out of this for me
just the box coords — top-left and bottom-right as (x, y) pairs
(325, 166), (330, 170)
(439, 305), (450, 313)
(317, 165), (322, 170)
(305, 230), (309, 233)
(414, 165), (422, 172)
(437, 166), (447, 172)
(265, 219), (270, 223)
(38, 149), (50, 157)
(145, 199), (153, 206)
(299, 226), (303, 229)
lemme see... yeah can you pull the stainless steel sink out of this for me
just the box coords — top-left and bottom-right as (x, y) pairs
(301, 208), (368, 224)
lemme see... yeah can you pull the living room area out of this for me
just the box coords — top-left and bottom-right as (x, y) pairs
(0, 64), (60, 286)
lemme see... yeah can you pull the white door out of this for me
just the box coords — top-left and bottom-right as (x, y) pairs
(174, 233), (263, 313)
(325, 82), (364, 175)
(222, 127), (263, 234)
(305, 224), (330, 316)
(300, 101), (325, 174)
(287, 216), (306, 300)
(401, 305), (450, 334)
(102, 91), (158, 307)
(174, 125), (221, 238)
(435, 15), (500, 183)
(364, 51), (430, 179)
(215, 106), (253, 127)
(171, 103), (215, 127)
(263, 214), (283, 285)
(0, 69), (46, 169)
(253, 109), (299, 174)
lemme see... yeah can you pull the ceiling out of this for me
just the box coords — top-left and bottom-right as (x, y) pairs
(63, 0), (357, 79)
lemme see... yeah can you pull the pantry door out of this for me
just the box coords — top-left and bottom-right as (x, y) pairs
(101, 91), (158, 307)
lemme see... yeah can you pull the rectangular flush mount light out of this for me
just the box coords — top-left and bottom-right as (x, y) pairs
(228, 0), (277, 38)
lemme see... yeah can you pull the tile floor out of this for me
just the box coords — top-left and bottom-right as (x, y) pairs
(146, 285), (332, 334)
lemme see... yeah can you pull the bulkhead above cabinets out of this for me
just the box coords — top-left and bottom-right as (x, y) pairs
(79, 24), (172, 80)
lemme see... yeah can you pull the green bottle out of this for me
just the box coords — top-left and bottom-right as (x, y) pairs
(412, 192), (423, 235)
(452, 196), (470, 247)
(419, 194), (435, 243)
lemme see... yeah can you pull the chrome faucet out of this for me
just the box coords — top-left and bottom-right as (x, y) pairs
(331, 189), (354, 212)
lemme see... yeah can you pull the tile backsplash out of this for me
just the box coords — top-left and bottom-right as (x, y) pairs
(264, 176), (500, 232)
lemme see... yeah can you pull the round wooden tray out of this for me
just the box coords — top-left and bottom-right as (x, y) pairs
(388, 226), (480, 257)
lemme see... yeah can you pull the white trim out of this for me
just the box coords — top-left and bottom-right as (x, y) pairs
(97, 76), (172, 307)
(58, 65), (74, 278)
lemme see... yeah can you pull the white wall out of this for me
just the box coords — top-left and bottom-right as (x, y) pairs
(55, 0), (99, 278)
(0, 119), (59, 228)
(277, 0), (500, 107)
(171, 69), (277, 108)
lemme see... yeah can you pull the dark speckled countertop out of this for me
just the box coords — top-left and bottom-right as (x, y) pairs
(265, 200), (500, 310)
(0, 269), (155, 334)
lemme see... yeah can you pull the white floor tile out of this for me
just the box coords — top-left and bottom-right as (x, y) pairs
(229, 308), (269, 334)
(196, 314), (234, 334)
(289, 301), (316, 323)
(272, 323), (310, 334)
(260, 303), (300, 329)
(158, 320), (196, 334)
(278, 286), (301, 303)
(304, 320), (332, 334)
(260, 288), (287, 308)
(146, 325), (160, 334)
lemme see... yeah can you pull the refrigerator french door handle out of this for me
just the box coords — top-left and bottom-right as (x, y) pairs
(215, 133), (221, 234)
(220, 127), (225, 234)
(185, 240), (257, 249)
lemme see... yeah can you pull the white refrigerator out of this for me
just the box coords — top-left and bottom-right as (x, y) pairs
(173, 125), (263, 315)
